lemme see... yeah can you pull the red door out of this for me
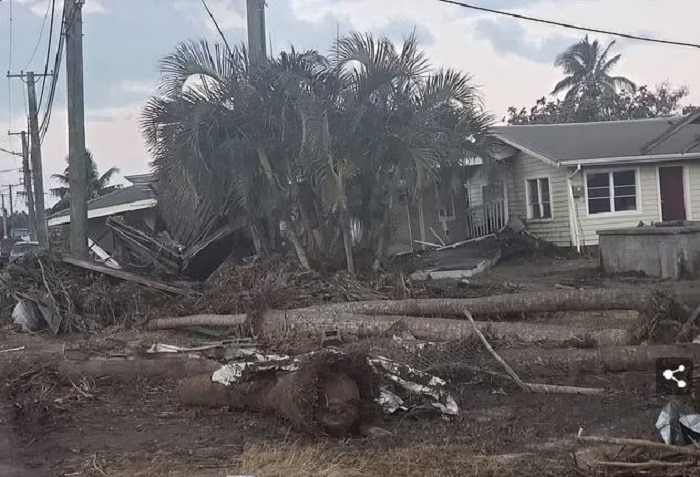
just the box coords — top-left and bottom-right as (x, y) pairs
(659, 166), (686, 221)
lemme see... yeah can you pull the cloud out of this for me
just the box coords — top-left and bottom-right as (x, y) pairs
(113, 80), (157, 96)
(15, 0), (106, 17)
(474, 18), (575, 64)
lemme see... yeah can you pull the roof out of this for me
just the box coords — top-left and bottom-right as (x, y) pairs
(492, 114), (700, 166)
(47, 173), (156, 226)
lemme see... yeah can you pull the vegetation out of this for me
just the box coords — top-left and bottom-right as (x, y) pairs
(507, 36), (694, 124)
(142, 34), (493, 272)
(50, 150), (121, 213)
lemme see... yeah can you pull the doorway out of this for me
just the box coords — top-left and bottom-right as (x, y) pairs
(658, 166), (687, 221)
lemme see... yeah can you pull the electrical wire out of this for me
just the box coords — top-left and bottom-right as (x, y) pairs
(435, 0), (700, 50)
(38, 0), (57, 110)
(23, 0), (53, 70)
(6, 0), (15, 151)
(39, 0), (71, 142)
(0, 146), (21, 157)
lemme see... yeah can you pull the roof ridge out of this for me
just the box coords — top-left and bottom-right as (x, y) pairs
(493, 116), (680, 129)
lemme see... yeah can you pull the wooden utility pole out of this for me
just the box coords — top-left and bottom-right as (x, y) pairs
(24, 72), (49, 249)
(246, 0), (267, 64)
(1, 194), (7, 238)
(65, 0), (88, 257)
(8, 130), (36, 241)
(20, 132), (36, 241)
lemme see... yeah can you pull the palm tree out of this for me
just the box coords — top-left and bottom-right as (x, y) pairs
(552, 36), (636, 104)
(50, 150), (120, 212)
(142, 34), (493, 273)
(333, 33), (493, 269)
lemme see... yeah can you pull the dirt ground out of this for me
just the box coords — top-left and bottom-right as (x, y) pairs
(2, 257), (700, 477)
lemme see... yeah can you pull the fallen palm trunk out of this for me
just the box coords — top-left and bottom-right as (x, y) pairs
(146, 311), (634, 345)
(311, 288), (654, 317)
(499, 344), (700, 373)
(57, 355), (221, 382)
(145, 314), (247, 330)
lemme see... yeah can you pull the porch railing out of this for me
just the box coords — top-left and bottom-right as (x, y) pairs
(466, 199), (506, 239)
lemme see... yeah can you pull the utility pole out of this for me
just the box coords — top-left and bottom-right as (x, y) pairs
(8, 72), (51, 248)
(65, 0), (88, 257)
(18, 131), (36, 241)
(8, 185), (13, 235)
(1, 194), (7, 239)
(25, 72), (49, 249)
(246, 0), (267, 64)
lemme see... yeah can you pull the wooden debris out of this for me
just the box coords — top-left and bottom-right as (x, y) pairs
(577, 428), (700, 458)
(465, 310), (606, 395)
(63, 256), (190, 295)
(107, 216), (182, 273)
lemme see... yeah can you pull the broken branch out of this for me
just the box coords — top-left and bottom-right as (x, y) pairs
(464, 310), (531, 392)
(577, 428), (700, 458)
(63, 256), (190, 295)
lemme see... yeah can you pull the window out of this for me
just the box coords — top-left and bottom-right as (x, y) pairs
(586, 170), (637, 215)
(526, 178), (551, 219)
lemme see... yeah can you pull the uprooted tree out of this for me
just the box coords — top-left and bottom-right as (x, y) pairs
(141, 33), (493, 273)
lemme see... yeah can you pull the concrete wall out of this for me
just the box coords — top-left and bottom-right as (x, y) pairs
(599, 226), (700, 280)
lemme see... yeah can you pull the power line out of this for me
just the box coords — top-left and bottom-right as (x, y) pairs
(38, 0), (57, 110)
(6, 0), (14, 151)
(201, 0), (232, 54)
(23, 0), (53, 70)
(435, 0), (700, 50)
(39, 0), (70, 142)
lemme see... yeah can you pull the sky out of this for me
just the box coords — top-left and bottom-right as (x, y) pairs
(0, 0), (699, 209)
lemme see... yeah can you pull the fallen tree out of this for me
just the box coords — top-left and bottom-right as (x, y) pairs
(499, 344), (700, 373)
(310, 288), (656, 317)
(146, 310), (634, 346)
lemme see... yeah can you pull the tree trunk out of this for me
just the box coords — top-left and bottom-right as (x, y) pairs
(499, 343), (700, 374)
(146, 314), (247, 330)
(286, 224), (312, 271)
(249, 223), (268, 257)
(314, 288), (655, 317)
(341, 214), (355, 275)
(148, 310), (630, 346)
(372, 187), (394, 271)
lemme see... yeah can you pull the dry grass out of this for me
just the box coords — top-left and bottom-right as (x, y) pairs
(238, 441), (563, 477)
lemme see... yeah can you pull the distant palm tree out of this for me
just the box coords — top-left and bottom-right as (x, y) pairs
(552, 36), (636, 103)
(50, 150), (120, 213)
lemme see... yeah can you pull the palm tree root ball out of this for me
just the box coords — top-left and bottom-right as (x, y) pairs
(179, 351), (386, 437)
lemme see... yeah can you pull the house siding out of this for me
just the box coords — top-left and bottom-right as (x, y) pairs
(508, 153), (572, 246)
(686, 162), (700, 219)
(569, 165), (658, 246)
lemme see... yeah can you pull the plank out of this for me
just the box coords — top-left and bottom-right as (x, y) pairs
(63, 256), (190, 295)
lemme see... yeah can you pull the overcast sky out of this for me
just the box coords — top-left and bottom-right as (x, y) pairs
(1, 0), (699, 208)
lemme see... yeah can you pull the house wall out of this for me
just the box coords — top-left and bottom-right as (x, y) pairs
(508, 157), (700, 248)
(508, 153), (572, 246)
(570, 164), (660, 246)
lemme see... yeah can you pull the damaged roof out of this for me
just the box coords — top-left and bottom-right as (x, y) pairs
(47, 174), (156, 226)
(493, 113), (700, 166)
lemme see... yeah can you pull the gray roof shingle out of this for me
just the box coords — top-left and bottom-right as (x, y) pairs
(492, 116), (700, 163)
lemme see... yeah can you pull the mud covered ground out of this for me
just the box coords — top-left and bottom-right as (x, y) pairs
(2, 256), (700, 477)
(0, 330), (688, 477)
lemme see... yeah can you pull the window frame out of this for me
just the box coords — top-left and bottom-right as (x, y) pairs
(525, 176), (553, 221)
(584, 167), (642, 218)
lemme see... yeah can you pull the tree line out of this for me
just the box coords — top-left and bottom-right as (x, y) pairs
(507, 36), (694, 124)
